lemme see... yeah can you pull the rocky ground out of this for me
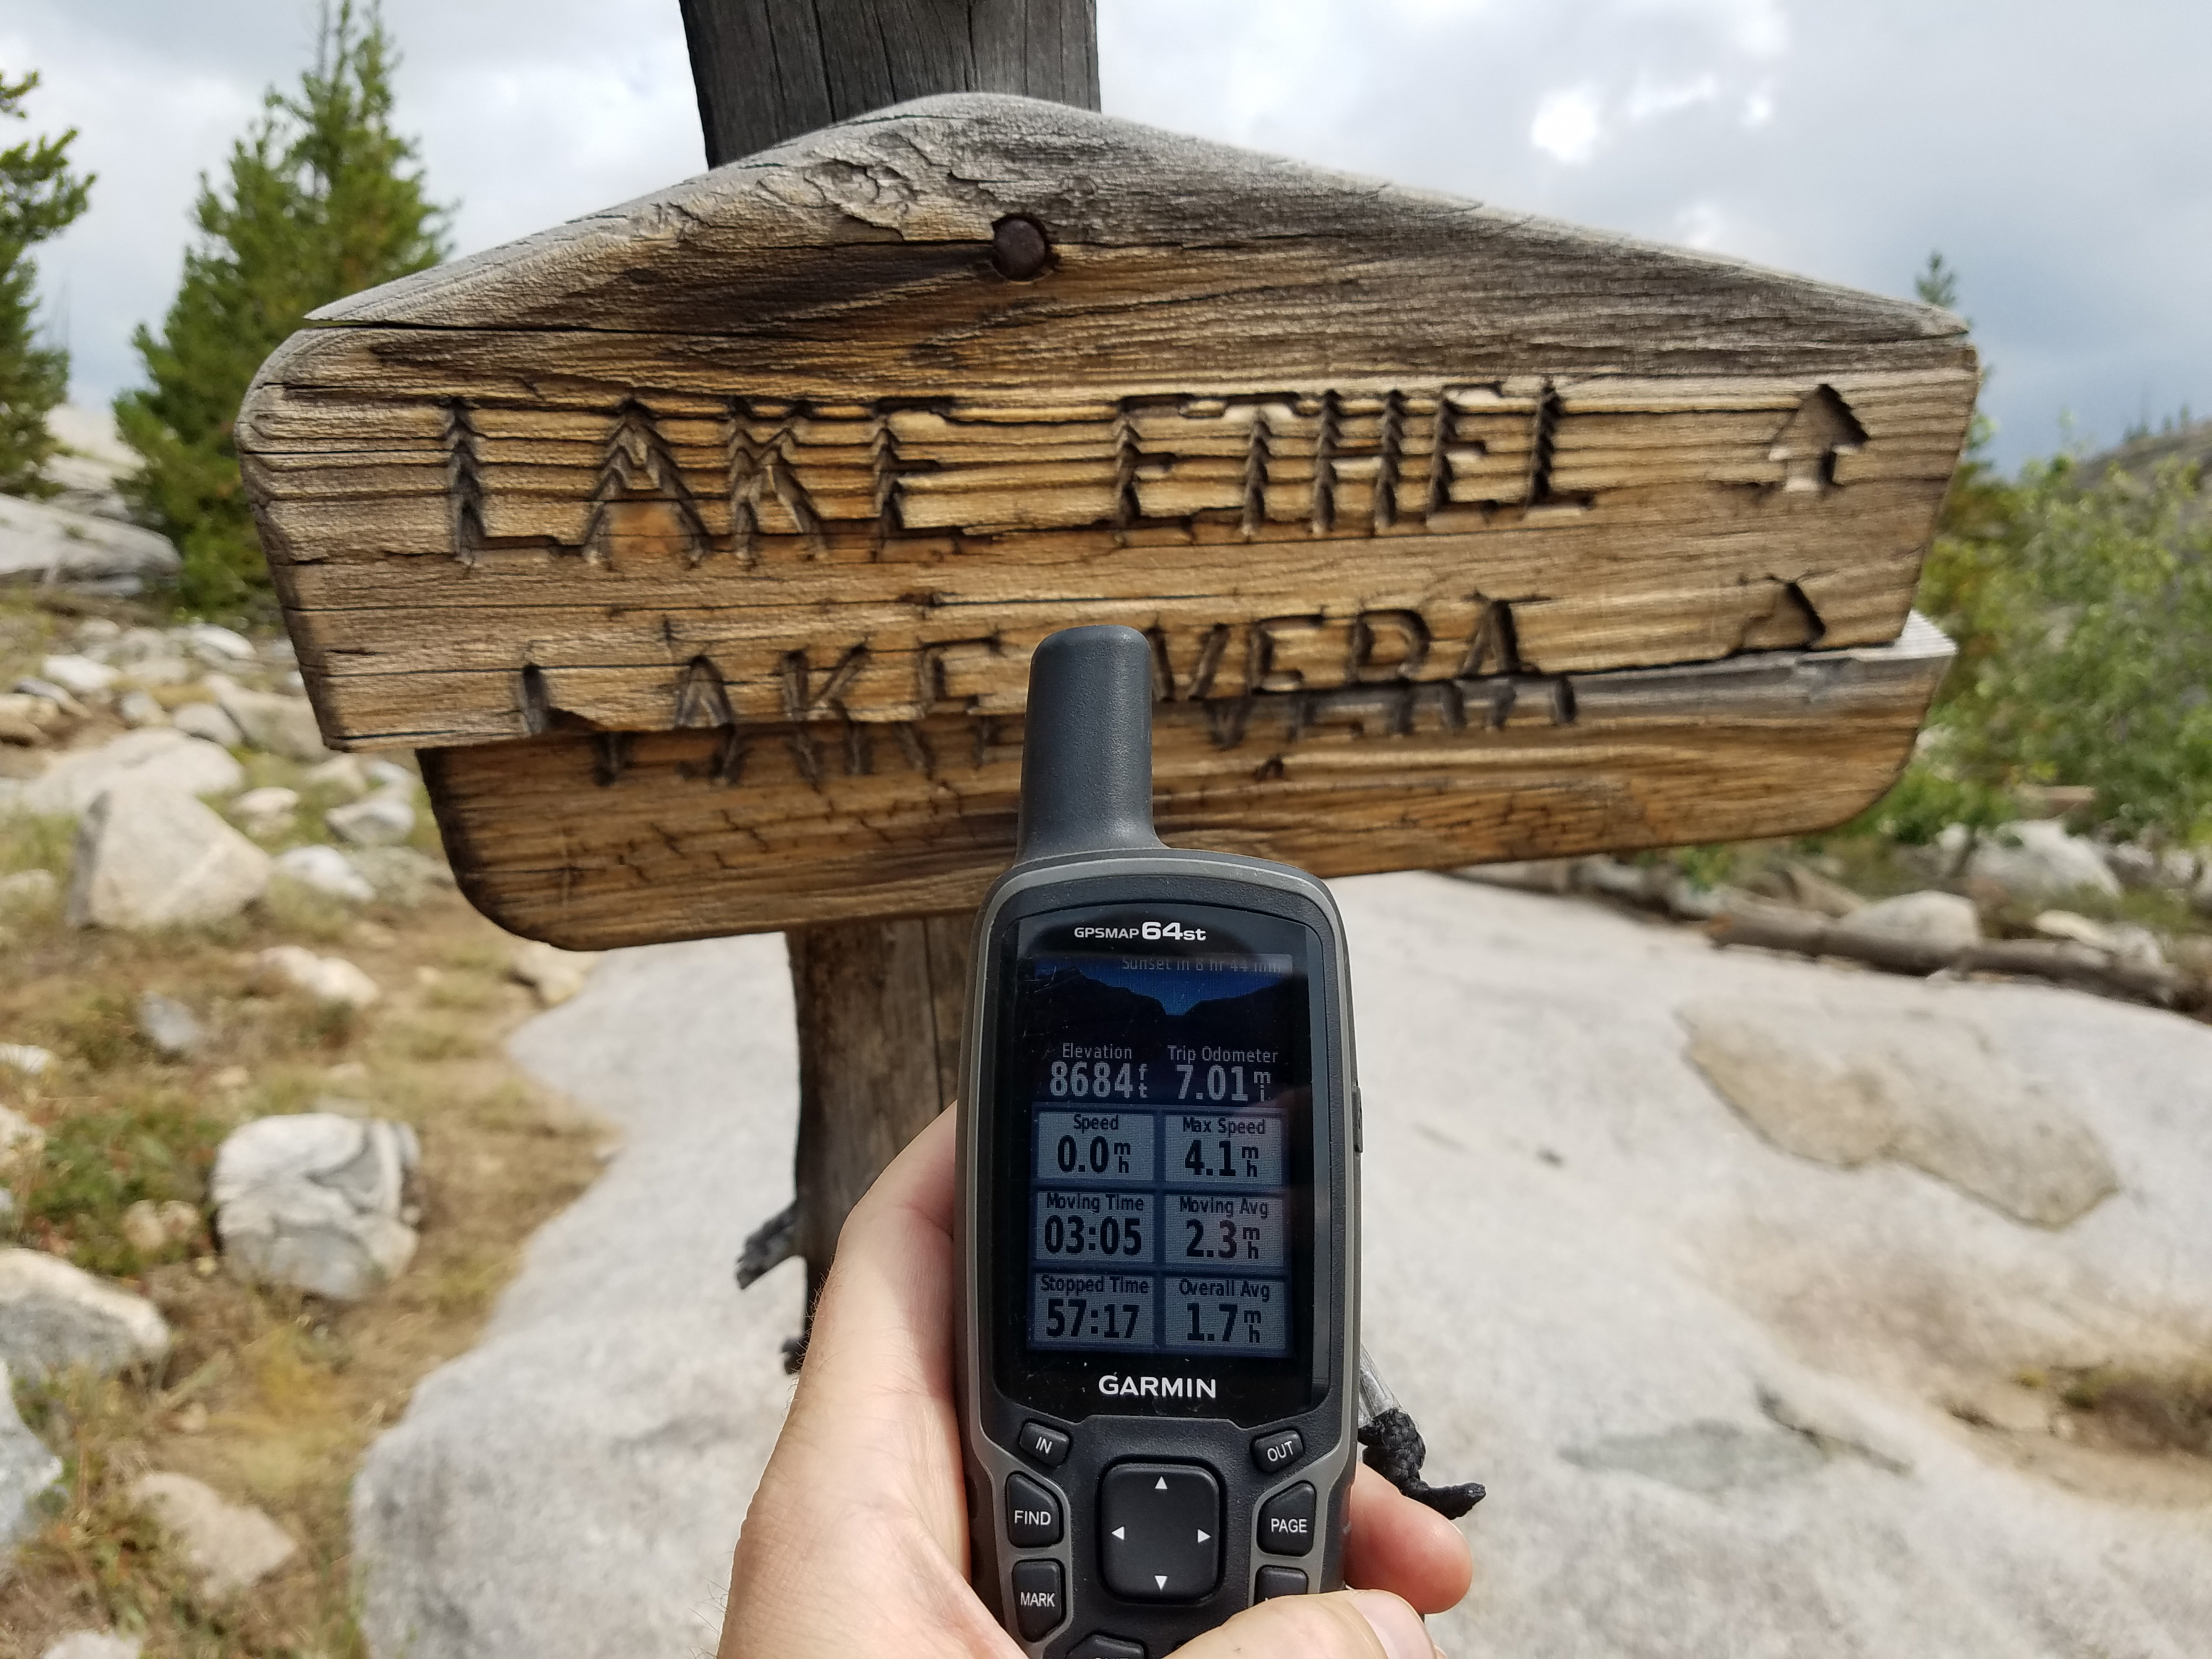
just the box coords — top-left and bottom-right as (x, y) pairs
(4, 580), (2211, 1657)
(341, 874), (2212, 1659)
(0, 595), (608, 1659)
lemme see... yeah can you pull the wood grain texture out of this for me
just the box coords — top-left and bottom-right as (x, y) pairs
(420, 615), (1954, 949)
(678, 1), (1097, 167)
(238, 95), (1974, 758)
(789, 912), (970, 1302)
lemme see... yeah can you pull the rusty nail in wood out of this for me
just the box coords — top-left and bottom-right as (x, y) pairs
(990, 215), (1052, 281)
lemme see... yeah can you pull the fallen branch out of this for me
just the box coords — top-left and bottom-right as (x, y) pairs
(1708, 910), (2196, 1009)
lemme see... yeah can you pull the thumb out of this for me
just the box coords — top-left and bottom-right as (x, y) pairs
(1176, 1590), (1440, 1659)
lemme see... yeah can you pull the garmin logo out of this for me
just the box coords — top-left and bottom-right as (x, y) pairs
(1099, 1374), (1218, 1399)
(1072, 922), (1209, 942)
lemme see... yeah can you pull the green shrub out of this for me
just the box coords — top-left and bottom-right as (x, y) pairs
(1919, 456), (2212, 844)
(14, 1094), (227, 1276)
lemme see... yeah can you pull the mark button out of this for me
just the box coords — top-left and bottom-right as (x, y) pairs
(1012, 1558), (1066, 1641)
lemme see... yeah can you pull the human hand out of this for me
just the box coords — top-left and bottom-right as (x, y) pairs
(718, 1108), (1472, 1658)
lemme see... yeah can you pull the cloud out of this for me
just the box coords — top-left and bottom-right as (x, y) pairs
(1531, 87), (1605, 166)
(2, 0), (2207, 470)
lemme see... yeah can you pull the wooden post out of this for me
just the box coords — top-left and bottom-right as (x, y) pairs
(675, 0), (1102, 1317)
(679, 0), (1099, 167)
(789, 916), (972, 1304)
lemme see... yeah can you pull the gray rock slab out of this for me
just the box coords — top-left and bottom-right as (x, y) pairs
(0, 1249), (172, 1381)
(39, 1634), (144, 1659)
(212, 1115), (418, 1301)
(1679, 1000), (2120, 1226)
(0, 868), (59, 912)
(22, 729), (243, 818)
(273, 843), (375, 904)
(1835, 888), (1982, 951)
(128, 1471), (297, 1594)
(353, 935), (802, 1659)
(343, 846), (453, 907)
(66, 783), (271, 930)
(0, 492), (178, 595)
(134, 991), (205, 1059)
(171, 701), (243, 749)
(2, 1357), (63, 1547)
(1964, 820), (2124, 904)
(38, 654), (117, 698)
(327, 789), (416, 848)
(206, 676), (330, 763)
(352, 877), (2212, 1659)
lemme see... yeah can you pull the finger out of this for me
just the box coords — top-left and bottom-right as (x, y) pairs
(1342, 1464), (1475, 1615)
(843, 1097), (960, 1242)
(801, 1105), (961, 1393)
(1177, 1589), (1438, 1659)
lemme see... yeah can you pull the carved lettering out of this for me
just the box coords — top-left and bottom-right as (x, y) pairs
(435, 375), (1876, 565)
(1769, 386), (1867, 494)
(779, 644), (867, 787)
(443, 400), (485, 565)
(584, 400), (708, 566)
(1458, 599), (1522, 678)
(1347, 610), (1429, 685)
(730, 400), (826, 561)
(673, 655), (736, 729)
(1248, 616), (1331, 695)
(916, 639), (1003, 717)
(1151, 624), (1229, 702)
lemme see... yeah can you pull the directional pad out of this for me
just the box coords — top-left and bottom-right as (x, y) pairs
(1098, 1462), (1222, 1602)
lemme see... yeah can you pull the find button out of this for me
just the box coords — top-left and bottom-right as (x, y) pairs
(1007, 1471), (1064, 1548)
(1258, 1482), (1317, 1555)
(1251, 1428), (1304, 1474)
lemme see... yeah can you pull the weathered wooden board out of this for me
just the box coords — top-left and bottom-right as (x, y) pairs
(237, 92), (1974, 943)
(240, 94), (1972, 753)
(422, 616), (1952, 949)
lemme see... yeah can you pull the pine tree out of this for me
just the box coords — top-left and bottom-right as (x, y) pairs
(0, 70), (93, 498)
(117, 2), (450, 616)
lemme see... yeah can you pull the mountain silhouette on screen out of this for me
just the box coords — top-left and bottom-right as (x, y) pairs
(1022, 963), (1304, 1066)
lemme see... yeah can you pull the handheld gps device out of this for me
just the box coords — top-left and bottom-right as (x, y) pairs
(957, 624), (1361, 1657)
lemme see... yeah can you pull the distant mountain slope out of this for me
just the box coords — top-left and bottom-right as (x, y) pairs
(2080, 416), (2212, 484)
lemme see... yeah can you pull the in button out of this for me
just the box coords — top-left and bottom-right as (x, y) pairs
(1098, 1463), (1222, 1602)
(1019, 1420), (1071, 1468)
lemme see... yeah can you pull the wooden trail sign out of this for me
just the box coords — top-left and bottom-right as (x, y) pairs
(239, 94), (1972, 951)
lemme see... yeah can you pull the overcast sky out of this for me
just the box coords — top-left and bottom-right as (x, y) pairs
(4, 0), (2207, 468)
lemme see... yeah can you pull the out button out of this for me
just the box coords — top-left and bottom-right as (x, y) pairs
(1098, 1462), (1221, 1601)
(1251, 1429), (1304, 1474)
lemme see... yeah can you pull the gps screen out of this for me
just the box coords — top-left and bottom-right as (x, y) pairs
(1011, 922), (1310, 1361)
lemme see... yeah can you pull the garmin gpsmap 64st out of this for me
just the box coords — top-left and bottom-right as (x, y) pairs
(956, 624), (1361, 1657)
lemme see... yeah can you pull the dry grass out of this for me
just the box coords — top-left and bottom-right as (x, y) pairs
(1, 805), (606, 1657)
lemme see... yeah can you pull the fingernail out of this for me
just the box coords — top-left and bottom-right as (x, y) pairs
(1348, 1590), (1432, 1659)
